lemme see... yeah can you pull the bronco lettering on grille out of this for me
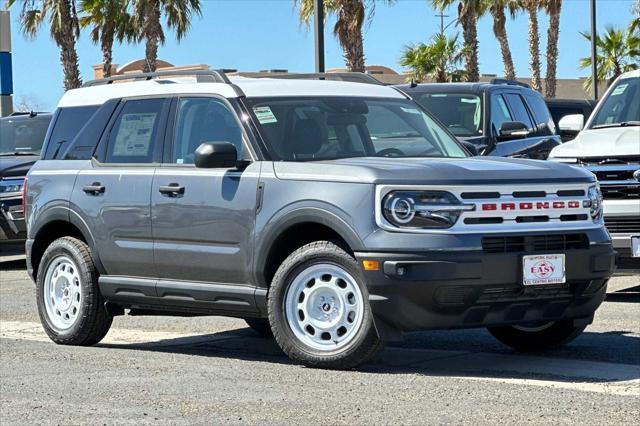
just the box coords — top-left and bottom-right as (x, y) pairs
(481, 201), (582, 211)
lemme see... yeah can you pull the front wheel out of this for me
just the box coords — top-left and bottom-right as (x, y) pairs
(268, 241), (382, 369)
(487, 320), (586, 352)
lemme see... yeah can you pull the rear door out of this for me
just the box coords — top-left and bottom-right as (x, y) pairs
(71, 97), (170, 278)
(151, 96), (260, 288)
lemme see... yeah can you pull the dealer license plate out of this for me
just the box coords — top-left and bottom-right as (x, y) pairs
(522, 254), (566, 286)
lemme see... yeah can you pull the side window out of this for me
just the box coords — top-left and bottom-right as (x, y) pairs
(504, 93), (534, 129)
(43, 106), (99, 159)
(106, 99), (165, 164)
(524, 93), (556, 135)
(172, 97), (244, 164)
(490, 94), (513, 135)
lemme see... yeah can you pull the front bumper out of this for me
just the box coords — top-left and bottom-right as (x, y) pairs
(356, 240), (615, 340)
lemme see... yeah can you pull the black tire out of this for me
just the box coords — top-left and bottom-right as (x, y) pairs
(268, 241), (383, 369)
(487, 320), (586, 352)
(36, 237), (113, 346)
(244, 317), (273, 337)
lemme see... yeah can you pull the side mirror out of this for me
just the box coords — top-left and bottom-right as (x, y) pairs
(194, 142), (238, 168)
(461, 141), (479, 156)
(498, 121), (530, 140)
(558, 114), (584, 134)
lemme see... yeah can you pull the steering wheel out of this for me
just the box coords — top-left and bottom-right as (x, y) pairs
(377, 148), (405, 157)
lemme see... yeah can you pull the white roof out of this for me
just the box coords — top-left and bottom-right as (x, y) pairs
(619, 69), (640, 79)
(57, 76), (404, 108)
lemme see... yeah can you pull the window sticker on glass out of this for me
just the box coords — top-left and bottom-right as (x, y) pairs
(611, 84), (628, 96)
(113, 113), (157, 156)
(253, 106), (278, 124)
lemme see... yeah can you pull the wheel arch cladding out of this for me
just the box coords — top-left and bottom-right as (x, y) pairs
(255, 208), (365, 288)
(31, 218), (103, 281)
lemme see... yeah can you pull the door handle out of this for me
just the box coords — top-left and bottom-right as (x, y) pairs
(159, 183), (185, 197)
(83, 182), (105, 195)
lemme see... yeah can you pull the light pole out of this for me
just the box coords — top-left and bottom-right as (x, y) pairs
(0, 10), (13, 117)
(314, 0), (325, 73)
(590, 0), (598, 100)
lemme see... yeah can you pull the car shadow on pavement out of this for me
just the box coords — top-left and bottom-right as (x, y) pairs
(97, 326), (640, 384)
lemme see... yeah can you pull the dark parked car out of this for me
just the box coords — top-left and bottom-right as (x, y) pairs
(545, 98), (597, 142)
(0, 112), (52, 254)
(395, 79), (562, 159)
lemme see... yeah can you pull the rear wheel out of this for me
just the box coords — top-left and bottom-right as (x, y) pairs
(487, 320), (586, 352)
(268, 241), (382, 369)
(36, 237), (113, 346)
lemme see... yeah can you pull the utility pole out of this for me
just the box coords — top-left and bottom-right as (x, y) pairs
(590, 0), (598, 100)
(314, 0), (325, 73)
(0, 10), (13, 117)
(435, 11), (449, 35)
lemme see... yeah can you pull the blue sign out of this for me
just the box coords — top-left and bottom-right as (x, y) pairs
(0, 52), (13, 95)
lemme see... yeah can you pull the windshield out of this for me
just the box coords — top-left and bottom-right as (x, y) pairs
(415, 93), (483, 137)
(0, 116), (50, 156)
(590, 76), (640, 128)
(245, 97), (467, 161)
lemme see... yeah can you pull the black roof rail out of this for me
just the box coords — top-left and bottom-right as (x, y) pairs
(238, 72), (384, 86)
(489, 78), (531, 89)
(82, 69), (232, 87)
(9, 111), (41, 117)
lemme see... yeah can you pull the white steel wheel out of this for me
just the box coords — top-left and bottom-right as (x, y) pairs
(43, 255), (82, 330)
(284, 263), (365, 351)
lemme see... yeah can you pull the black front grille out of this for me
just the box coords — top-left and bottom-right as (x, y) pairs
(482, 234), (589, 254)
(578, 156), (640, 166)
(593, 170), (636, 181)
(605, 217), (640, 234)
(601, 185), (640, 200)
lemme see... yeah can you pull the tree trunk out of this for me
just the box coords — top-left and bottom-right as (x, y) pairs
(54, 0), (82, 90)
(101, 32), (114, 78)
(544, 0), (562, 98)
(526, 2), (542, 92)
(143, 0), (161, 73)
(492, 5), (516, 80)
(459, 1), (479, 82)
(336, 0), (366, 72)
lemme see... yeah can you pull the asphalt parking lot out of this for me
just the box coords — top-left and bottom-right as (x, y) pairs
(1, 258), (639, 425)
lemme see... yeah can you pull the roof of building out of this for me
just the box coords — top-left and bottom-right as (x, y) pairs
(57, 75), (405, 108)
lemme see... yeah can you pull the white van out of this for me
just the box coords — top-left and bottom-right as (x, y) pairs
(550, 70), (640, 259)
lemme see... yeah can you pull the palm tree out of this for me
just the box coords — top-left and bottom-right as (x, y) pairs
(487, 0), (518, 81)
(431, 1), (485, 82)
(630, 0), (640, 36)
(522, 0), (542, 92)
(133, 0), (202, 73)
(400, 33), (464, 83)
(579, 26), (640, 94)
(79, 0), (135, 78)
(6, 0), (83, 90)
(543, 0), (562, 98)
(297, 0), (393, 73)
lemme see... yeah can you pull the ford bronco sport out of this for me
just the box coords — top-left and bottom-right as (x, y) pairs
(25, 70), (615, 369)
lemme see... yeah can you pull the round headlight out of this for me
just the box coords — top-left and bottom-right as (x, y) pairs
(382, 191), (470, 229)
(389, 196), (415, 224)
(588, 185), (603, 221)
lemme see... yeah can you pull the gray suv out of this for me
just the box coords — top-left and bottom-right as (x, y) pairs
(25, 71), (615, 369)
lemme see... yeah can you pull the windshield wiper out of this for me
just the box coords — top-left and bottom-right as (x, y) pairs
(591, 121), (640, 129)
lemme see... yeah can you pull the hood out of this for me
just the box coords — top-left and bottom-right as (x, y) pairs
(550, 127), (640, 158)
(273, 156), (595, 185)
(0, 155), (39, 179)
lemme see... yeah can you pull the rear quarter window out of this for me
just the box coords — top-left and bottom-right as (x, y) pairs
(42, 106), (99, 159)
(524, 93), (556, 135)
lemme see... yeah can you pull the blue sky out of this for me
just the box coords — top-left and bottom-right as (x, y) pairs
(5, 0), (637, 110)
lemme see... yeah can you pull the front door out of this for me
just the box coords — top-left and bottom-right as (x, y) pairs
(151, 96), (260, 286)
